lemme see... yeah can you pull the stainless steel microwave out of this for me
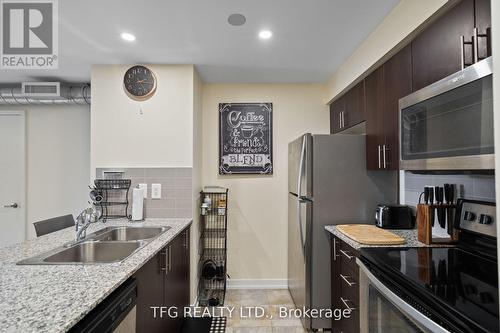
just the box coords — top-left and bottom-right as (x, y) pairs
(399, 57), (494, 170)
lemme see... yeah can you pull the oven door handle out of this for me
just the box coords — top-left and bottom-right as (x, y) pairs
(356, 259), (451, 333)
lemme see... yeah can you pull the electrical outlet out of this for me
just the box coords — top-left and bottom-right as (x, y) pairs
(138, 183), (148, 198)
(151, 183), (161, 199)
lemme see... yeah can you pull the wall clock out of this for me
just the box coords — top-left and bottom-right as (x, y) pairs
(123, 65), (157, 101)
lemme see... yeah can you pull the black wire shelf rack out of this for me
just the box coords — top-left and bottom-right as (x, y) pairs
(94, 179), (131, 222)
(198, 187), (228, 307)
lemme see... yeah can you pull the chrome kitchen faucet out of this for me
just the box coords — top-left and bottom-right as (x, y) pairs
(75, 206), (101, 241)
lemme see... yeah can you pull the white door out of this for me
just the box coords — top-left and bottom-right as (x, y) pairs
(0, 111), (26, 247)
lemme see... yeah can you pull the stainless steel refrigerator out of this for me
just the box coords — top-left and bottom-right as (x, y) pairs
(288, 133), (397, 330)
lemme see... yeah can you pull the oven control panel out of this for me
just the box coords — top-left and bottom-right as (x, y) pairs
(458, 199), (496, 238)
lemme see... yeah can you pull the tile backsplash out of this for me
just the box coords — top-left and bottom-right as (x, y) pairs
(95, 167), (193, 218)
(403, 171), (495, 208)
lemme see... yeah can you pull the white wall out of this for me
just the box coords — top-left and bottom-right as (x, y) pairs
(324, 0), (450, 103)
(91, 64), (201, 302)
(201, 84), (329, 286)
(91, 65), (195, 171)
(0, 105), (90, 240)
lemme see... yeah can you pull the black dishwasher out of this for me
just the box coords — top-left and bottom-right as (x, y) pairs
(69, 278), (137, 333)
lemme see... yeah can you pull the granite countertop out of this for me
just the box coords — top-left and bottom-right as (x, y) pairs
(0, 218), (192, 333)
(325, 224), (445, 250)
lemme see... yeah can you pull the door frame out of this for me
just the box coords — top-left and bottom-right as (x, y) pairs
(0, 110), (27, 241)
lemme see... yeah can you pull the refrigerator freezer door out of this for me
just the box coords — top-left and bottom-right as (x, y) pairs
(288, 134), (312, 198)
(288, 137), (302, 195)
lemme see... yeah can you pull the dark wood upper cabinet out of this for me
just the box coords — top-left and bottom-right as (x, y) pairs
(411, 0), (475, 91)
(329, 81), (365, 134)
(383, 45), (412, 170)
(344, 80), (365, 128)
(475, 0), (492, 60)
(330, 95), (345, 134)
(331, 0), (491, 170)
(365, 67), (385, 170)
(365, 46), (411, 170)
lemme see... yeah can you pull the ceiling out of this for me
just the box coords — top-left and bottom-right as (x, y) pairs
(0, 0), (401, 84)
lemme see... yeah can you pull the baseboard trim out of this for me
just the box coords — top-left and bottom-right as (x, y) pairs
(226, 279), (288, 290)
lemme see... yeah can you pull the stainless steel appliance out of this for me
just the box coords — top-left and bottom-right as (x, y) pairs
(374, 204), (414, 229)
(69, 278), (137, 333)
(399, 57), (493, 170)
(358, 199), (498, 333)
(288, 134), (396, 330)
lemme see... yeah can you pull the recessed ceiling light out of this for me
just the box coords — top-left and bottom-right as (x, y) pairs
(258, 30), (272, 40)
(228, 13), (246, 26)
(121, 32), (136, 42)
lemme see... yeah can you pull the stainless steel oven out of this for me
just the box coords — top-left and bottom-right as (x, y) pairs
(357, 197), (499, 333)
(357, 259), (450, 333)
(399, 57), (493, 170)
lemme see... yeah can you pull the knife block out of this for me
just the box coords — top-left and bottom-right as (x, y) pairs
(417, 204), (458, 245)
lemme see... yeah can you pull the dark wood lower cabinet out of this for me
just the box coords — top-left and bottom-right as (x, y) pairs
(165, 229), (190, 333)
(134, 227), (190, 333)
(331, 235), (360, 333)
(134, 249), (166, 333)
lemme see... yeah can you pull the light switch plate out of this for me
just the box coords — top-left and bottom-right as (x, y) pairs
(138, 183), (148, 198)
(151, 183), (161, 199)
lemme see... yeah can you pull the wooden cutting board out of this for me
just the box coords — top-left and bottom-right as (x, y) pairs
(336, 224), (406, 245)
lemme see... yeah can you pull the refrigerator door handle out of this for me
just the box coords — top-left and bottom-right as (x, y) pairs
(297, 136), (306, 197)
(297, 199), (306, 256)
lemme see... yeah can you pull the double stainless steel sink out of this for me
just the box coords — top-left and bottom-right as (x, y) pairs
(17, 226), (170, 265)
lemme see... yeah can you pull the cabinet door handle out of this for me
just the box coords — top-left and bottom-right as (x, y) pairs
(338, 112), (342, 129)
(183, 230), (189, 249)
(474, 27), (490, 63)
(382, 144), (387, 169)
(341, 111), (345, 128)
(340, 297), (356, 311)
(460, 35), (466, 69)
(340, 274), (356, 287)
(377, 145), (381, 169)
(168, 245), (172, 272)
(339, 249), (354, 260)
(162, 247), (171, 275)
(460, 35), (474, 69)
(473, 28), (479, 63)
(160, 250), (167, 273)
(333, 238), (339, 261)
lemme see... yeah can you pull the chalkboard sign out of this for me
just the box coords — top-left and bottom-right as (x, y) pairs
(219, 103), (273, 175)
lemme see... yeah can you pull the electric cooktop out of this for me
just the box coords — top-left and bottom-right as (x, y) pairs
(361, 246), (498, 333)
(361, 199), (498, 333)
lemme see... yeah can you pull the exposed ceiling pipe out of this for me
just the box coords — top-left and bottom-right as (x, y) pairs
(0, 84), (91, 105)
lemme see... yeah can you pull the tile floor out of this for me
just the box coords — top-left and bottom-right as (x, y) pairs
(224, 289), (307, 333)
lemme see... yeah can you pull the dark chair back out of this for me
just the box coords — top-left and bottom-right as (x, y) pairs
(33, 214), (75, 237)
